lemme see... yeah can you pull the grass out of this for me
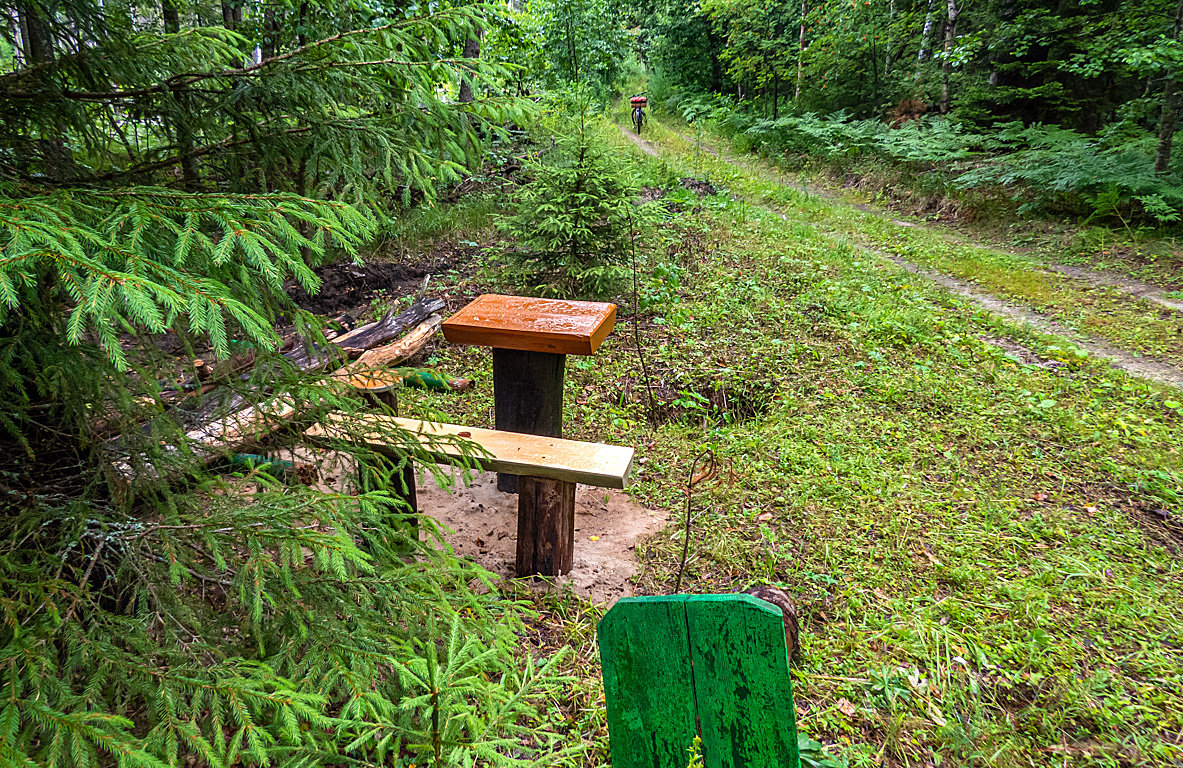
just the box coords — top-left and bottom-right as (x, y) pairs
(626, 105), (1183, 370)
(396, 113), (1183, 767)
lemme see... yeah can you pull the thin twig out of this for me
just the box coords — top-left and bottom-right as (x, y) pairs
(61, 541), (105, 624)
(627, 209), (658, 424)
(673, 449), (716, 594)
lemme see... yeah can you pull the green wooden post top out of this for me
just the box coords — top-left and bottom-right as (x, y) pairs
(597, 594), (800, 768)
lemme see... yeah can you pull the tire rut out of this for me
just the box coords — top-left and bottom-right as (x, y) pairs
(622, 123), (1183, 390)
(663, 126), (1183, 314)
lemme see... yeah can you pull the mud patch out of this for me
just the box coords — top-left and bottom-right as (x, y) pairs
(419, 470), (667, 605)
(638, 186), (666, 203)
(287, 246), (474, 316)
(286, 260), (417, 316)
(979, 337), (1066, 370)
(680, 178), (717, 198)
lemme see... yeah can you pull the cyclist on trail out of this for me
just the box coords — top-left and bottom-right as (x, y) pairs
(630, 95), (647, 134)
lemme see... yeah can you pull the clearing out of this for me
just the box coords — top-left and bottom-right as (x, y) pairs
(381, 115), (1183, 766)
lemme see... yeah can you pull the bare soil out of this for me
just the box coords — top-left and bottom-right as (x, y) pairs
(286, 243), (480, 317)
(419, 470), (667, 605)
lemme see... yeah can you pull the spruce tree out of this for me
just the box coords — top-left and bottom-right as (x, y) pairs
(0, 4), (565, 767)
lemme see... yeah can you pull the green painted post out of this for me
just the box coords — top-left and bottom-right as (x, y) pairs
(686, 595), (799, 768)
(597, 594), (800, 768)
(597, 595), (698, 768)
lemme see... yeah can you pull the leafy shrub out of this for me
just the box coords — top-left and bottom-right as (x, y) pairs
(954, 122), (1183, 224)
(680, 96), (1183, 224)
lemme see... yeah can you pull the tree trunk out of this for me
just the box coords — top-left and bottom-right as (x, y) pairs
(917, 0), (935, 64)
(1154, 0), (1183, 173)
(772, 71), (779, 120)
(458, 32), (481, 103)
(939, 0), (958, 114)
(262, 6), (278, 60)
(162, 0), (179, 33)
(15, 1), (77, 182)
(16, 0), (53, 66)
(566, 18), (579, 80)
(795, 0), (807, 101)
(221, 2), (240, 30)
(296, 1), (308, 46)
(162, 0), (198, 189)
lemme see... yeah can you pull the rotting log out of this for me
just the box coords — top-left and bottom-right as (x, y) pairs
(109, 294), (446, 486)
(334, 314), (443, 378)
(110, 396), (299, 484)
(333, 297), (445, 357)
(174, 299), (429, 429)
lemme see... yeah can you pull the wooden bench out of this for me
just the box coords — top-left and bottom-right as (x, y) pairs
(598, 594), (801, 768)
(441, 294), (617, 493)
(305, 412), (634, 576)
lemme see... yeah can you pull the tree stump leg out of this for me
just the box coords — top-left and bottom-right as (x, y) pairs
(363, 388), (398, 414)
(492, 348), (565, 493)
(515, 476), (575, 576)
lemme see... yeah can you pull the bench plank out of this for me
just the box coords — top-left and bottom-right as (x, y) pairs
(598, 596), (698, 768)
(687, 595), (800, 768)
(304, 413), (633, 489)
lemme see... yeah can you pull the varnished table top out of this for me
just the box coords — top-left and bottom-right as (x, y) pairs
(441, 294), (617, 355)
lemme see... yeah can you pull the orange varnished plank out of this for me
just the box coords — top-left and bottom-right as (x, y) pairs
(441, 294), (616, 355)
(305, 413), (633, 488)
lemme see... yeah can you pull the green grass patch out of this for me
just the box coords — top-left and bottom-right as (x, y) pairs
(399, 113), (1183, 766)
(627, 108), (1183, 369)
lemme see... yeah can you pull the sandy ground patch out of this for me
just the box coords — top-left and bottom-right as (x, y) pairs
(419, 469), (666, 605)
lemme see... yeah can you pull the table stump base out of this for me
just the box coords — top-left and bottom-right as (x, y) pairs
(515, 476), (576, 576)
(493, 348), (565, 493)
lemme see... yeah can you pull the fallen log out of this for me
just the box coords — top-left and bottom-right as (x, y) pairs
(175, 297), (425, 428)
(109, 295), (447, 486)
(332, 297), (445, 357)
(334, 314), (443, 377)
(110, 396), (299, 485)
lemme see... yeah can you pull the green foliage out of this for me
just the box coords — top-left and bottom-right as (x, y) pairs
(0, 187), (371, 369)
(956, 122), (1183, 224)
(0, 466), (575, 768)
(680, 97), (1183, 224)
(498, 101), (647, 297)
(0, 5), (575, 768)
(527, 0), (629, 95)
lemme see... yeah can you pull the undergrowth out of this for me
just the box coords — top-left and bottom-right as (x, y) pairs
(408, 113), (1183, 767)
(673, 93), (1183, 230)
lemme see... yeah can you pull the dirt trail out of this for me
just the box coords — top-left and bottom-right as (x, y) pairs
(662, 125), (1183, 312)
(622, 123), (1183, 389)
(883, 253), (1183, 387)
(621, 127), (659, 157)
(1045, 264), (1183, 313)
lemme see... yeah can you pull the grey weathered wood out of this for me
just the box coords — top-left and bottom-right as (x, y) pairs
(515, 476), (575, 576)
(492, 347), (565, 493)
(333, 296), (445, 356)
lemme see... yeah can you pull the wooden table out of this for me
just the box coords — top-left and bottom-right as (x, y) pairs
(442, 294), (617, 575)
